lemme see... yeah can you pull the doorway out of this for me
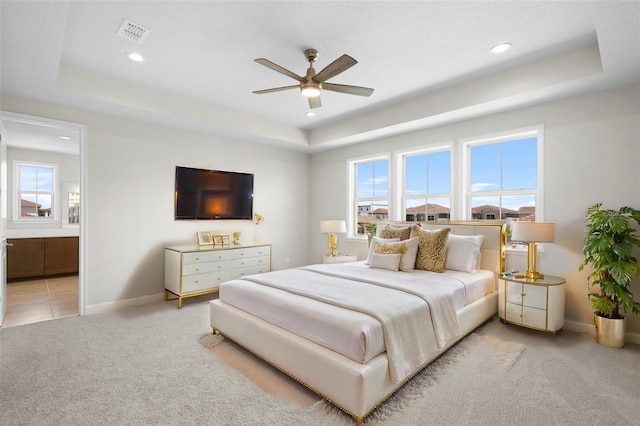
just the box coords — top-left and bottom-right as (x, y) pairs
(0, 112), (86, 327)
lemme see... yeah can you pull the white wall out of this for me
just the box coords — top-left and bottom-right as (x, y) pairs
(2, 95), (310, 311)
(309, 83), (640, 335)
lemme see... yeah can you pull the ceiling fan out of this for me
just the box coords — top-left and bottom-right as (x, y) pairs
(252, 49), (374, 109)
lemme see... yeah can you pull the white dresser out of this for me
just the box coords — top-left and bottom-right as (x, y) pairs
(165, 243), (271, 308)
(498, 274), (565, 334)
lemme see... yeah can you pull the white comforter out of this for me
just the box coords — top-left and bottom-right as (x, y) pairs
(231, 263), (462, 383)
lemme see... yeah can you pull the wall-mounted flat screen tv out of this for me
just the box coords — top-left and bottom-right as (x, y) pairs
(174, 166), (254, 220)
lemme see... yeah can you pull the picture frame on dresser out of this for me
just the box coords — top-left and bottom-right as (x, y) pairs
(197, 231), (213, 246)
(213, 235), (224, 245)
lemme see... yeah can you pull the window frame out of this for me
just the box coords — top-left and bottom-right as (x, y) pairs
(346, 125), (544, 241)
(459, 125), (544, 222)
(396, 142), (453, 223)
(347, 153), (391, 239)
(13, 160), (59, 223)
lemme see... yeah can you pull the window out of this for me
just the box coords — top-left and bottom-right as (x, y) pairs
(462, 127), (541, 222)
(349, 156), (389, 236)
(346, 126), (543, 240)
(14, 161), (57, 221)
(400, 147), (451, 222)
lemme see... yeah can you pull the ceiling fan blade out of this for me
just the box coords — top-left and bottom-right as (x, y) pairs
(322, 82), (374, 97)
(312, 54), (357, 83)
(308, 96), (321, 109)
(255, 58), (304, 82)
(252, 85), (299, 95)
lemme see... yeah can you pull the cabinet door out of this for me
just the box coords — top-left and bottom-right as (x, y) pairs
(522, 284), (547, 309)
(7, 238), (45, 279)
(44, 237), (79, 275)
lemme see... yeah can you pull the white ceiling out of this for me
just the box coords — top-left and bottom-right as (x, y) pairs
(1, 1), (639, 153)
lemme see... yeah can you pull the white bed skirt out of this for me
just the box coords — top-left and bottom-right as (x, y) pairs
(210, 291), (497, 422)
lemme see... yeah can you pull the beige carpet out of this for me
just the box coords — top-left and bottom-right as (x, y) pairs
(2, 297), (638, 425)
(201, 329), (526, 423)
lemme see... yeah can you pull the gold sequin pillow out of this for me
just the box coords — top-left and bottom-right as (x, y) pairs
(378, 224), (411, 241)
(410, 225), (451, 273)
(374, 241), (409, 270)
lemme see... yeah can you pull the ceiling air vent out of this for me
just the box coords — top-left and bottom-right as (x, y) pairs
(116, 20), (150, 43)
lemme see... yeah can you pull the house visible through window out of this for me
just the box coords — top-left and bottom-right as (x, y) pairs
(346, 126), (542, 240)
(14, 162), (57, 220)
(464, 129), (540, 222)
(350, 156), (389, 236)
(401, 147), (451, 222)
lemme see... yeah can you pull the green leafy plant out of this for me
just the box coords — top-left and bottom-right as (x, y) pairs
(366, 223), (377, 234)
(579, 203), (640, 319)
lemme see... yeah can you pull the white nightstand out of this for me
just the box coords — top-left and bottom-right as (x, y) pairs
(498, 274), (565, 334)
(323, 254), (357, 264)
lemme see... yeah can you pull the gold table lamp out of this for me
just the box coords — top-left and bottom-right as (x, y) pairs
(511, 222), (555, 279)
(320, 220), (347, 256)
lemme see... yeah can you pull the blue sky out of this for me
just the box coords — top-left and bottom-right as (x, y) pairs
(358, 137), (538, 212)
(19, 165), (53, 210)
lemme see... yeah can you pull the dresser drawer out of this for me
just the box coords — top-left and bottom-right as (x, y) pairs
(230, 255), (270, 269)
(181, 271), (230, 293)
(182, 252), (212, 264)
(229, 264), (271, 280)
(182, 259), (235, 276)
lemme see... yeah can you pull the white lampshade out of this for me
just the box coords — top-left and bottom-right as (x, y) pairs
(511, 222), (555, 243)
(320, 220), (346, 233)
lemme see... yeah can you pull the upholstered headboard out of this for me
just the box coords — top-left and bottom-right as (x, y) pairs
(376, 221), (506, 284)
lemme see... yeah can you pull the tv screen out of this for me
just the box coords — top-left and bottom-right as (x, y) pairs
(174, 166), (254, 220)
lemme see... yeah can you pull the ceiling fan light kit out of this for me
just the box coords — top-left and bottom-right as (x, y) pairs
(253, 48), (373, 109)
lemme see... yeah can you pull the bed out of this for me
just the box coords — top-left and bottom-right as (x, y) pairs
(209, 221), (506, 424)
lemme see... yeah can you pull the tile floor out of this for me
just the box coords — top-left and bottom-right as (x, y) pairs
(2, 275), (79, 328)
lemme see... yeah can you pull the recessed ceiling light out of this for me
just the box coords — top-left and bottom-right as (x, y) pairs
(306, 112), (315, 117)
(127, 52), (144, 62)
(59, 136), (70, 140)
(490, 43), (512, 54)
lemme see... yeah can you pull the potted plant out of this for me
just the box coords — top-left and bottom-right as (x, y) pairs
(366, 223), (377, 247)
(579, 203), (640, 347)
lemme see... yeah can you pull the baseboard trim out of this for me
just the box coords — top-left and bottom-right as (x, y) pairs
(85, 292), (165, 315)
(564, 319), (640, 345)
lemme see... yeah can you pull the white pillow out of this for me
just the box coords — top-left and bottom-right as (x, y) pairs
(366, 236), (400, 265)
(372, 237), (419, 271)
(369, 253), (401, 271)
(445, 234), (485, 273)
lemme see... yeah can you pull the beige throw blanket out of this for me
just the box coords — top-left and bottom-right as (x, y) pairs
(243, 265), (460, 383)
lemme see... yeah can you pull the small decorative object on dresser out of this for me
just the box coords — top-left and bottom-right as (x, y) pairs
(499, 274), (565, 334)
(197, 231), (213, 246)
(165, 243), (271, 308)
(233, 232), (241, 245)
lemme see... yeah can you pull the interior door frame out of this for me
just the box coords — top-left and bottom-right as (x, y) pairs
(0, 119), (7, 323)
(0, 111), (87, 317)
